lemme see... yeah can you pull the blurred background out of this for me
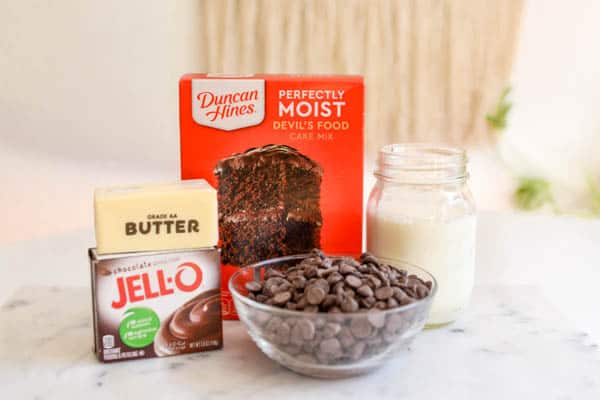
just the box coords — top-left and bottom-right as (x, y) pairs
(2, 0), (600, 243)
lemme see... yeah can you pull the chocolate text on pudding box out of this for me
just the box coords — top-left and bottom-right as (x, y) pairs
(180, 74), (364, 320)
(90, 248), (222, 362)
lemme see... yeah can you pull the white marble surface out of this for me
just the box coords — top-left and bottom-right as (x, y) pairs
(1, 212), (600, 398)
(1, 285), (598, 399)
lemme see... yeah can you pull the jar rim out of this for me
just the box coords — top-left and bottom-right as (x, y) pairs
(375, 143), (468, 184)
(380, 143), (466, 163)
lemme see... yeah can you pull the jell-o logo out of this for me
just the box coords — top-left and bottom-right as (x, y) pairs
(111, 262), (203, 309)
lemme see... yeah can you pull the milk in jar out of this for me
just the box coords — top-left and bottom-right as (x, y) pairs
(366, 144), (476, 325)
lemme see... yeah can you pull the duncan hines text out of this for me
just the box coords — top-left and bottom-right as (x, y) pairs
(191, 79), (265, 131)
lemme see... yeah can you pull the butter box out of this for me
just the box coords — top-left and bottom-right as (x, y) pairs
(179, 74), (364, 319)
(94, 180), (218, 255)
(89, 247), (222, 362)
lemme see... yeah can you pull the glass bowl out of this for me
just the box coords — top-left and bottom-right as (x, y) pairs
(229, 254), (437, 378)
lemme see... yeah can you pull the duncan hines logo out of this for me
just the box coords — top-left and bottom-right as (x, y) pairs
(111, 262), (203, 309)
(191, 79), (265, 131)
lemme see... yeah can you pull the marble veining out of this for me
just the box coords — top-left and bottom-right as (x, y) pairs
(0, 285), (598, 400)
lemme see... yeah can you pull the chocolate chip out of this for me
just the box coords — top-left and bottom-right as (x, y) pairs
(392, 287), (407, 301)
(340, 296), (359, 312)
(291, 276), (306, 289)
(265, 317), (283, 334)
(318, 266), (339, 277)
(256, 294), (268, 303)
(382, 330), (398, 343)
(357, 285), (374, 297)
(322, 294), (337, 309)
(271, 281), (291, 294)
(337, 327), (355, 348)
(311, 248), (325, 258)
(367, 308), (386, 328)
(340, 263), (356, 275)
(366, 336), (383, 347)
(416, 285), (430, 299)
(274, 322), (291, 344)
(327, 272), (344, 284)
(375, 286), (394, 300)
(265, 277), (285, 291)
(367, 276), (382, 289)
(333, 281), (345, 294)
(290, 326), (304, 345)
(295, 319), (315, 341)
(304, 265), (318, 278)
(296, 296), (307, 309)
(385, 314), (405, 333)
(349, 341), (366, 360)
(360, 252), (378, 264)
(245, 281), (262, 292)
(319, 338), (342, 358)
(400, 296), (415, 306)
(306, 286), (326, 305)
(272, 291), (292, 305)
(360, 296), (376, 309)
(302, 341), (317, 353)
(344, 275), (362, 288)
(266, 269), (285, 279)
(322, 322), (342, 338)
(350, 317), (373, 339)
(374, 301), (388, 310)
(313, 278), (330, 293)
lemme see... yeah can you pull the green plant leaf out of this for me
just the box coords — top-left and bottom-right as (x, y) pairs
(586, 176), (600, 216)
(514, 177), (554, 211)
(486, 87), (513, 131)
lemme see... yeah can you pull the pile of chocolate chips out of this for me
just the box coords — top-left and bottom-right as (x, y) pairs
(243, 249), (433, 365)
(245, 249), (431, 312)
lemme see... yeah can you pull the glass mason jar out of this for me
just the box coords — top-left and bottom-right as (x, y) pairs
(366, 144), (476, 326)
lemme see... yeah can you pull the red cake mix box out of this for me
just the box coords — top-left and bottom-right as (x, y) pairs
(179, 74), (364, 319)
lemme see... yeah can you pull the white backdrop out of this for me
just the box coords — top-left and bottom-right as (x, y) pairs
(1, 0), (600, 242)
(504, 0), (600, 205)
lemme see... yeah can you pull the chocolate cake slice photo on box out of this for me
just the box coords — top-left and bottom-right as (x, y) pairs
(214, 144), (323, 266)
